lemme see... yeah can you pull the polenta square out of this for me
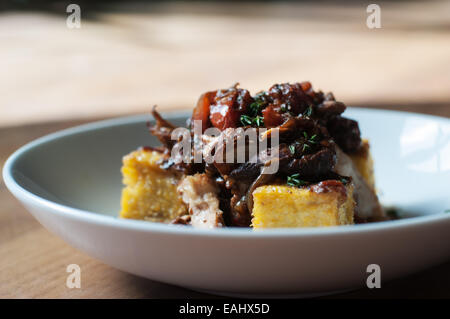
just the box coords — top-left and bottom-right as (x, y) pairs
(251, 181), (355, 228)
(120, 148), (187, 223)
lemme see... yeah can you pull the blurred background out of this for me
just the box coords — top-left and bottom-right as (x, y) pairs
(1, 0), (449, 128)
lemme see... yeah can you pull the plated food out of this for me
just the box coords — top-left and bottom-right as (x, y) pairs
(120, 82), (386, 228)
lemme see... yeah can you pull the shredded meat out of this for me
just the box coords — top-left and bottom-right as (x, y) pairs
(177, 174), (225, 228)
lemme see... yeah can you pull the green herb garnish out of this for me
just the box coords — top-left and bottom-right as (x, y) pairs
(287, 174), (307, 187)
(289, 144), (296, 154)
(303, 132), (318, 144)
(249, 102), (260, 116)
(445, 209), (450, 213)
(240, 114), (253, 126)
(254, 115), (264, 127)
(300, 132), (319, 153)
(241, 93), (267, 126)
(248, 93), (267, 117)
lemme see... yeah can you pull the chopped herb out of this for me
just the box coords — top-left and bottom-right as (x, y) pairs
(249, 93), (267, 116)
(445, 209), (450, 213)
(289, 144), (296, 154)
(254, 92), (267, 100)
(249, 102), (259, 116)
(280, 105), (295, 116)
(304, 106), (313, 117)
(254, 115), (264, 127)
(300, 132), (320, 153)
(339, 177), (350, 185)
(287, 173), (308, 187)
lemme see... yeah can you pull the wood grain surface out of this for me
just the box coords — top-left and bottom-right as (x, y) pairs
(1, 1), (449, 299)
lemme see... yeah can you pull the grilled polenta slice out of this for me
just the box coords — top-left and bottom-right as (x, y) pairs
(252, 181), (355, 228)
(120, 149), (187, 222)
(350, 139), (375, 191)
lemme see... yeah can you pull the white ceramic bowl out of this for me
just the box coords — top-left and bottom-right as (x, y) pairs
(3, 108), (450, 297)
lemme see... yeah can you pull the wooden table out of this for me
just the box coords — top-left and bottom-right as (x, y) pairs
(1, 104), (449, 299)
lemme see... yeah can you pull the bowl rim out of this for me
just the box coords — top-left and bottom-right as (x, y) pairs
(3, 107), (450, 238)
